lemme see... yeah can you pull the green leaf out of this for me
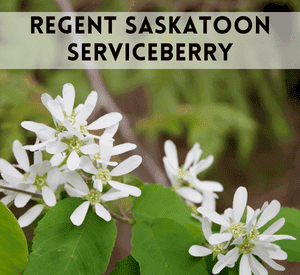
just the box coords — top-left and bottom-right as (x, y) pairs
(24, 198), (117, 275)
(131, 218), (208, 275)
(0, 201), (28, 274)
(111, 255), (140, 275)
(259, 207), (300, 262)
(133, 184), (202, 238)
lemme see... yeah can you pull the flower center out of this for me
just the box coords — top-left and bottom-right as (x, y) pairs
(248, 226), (260, 241)
(92, 152), (101, 161)
(95, 168), (111, 184)
(229, 222), (246, 238)
(33, 175), (47, 192)
(64, 110), (76, 126)
(80, 125), (88, 134)
(23, 171), (30, 181)
(237, 239), (255, 254)
(176, 167), (189, 183)
(62, 136), (86, 153)
(208, 243), (225, 255)
(86, 189), (101, 205)
(55, 123), (68, 137)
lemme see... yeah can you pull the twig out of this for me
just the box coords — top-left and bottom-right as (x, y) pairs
(0, 185), (43, 198)
(54, 0), (169, 186)
(118, 199), (128, 218)
(108, 209), (135, 226)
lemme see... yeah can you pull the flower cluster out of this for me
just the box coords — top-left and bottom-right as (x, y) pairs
(0, 83), (142, 227)
(189, 186), (296, 274)
(163, 140), (223, 211)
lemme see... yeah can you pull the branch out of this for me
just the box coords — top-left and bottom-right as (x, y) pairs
(0, 185), (43, 198)
(108, 209), (135, 226)
(54, 0), (170, 186)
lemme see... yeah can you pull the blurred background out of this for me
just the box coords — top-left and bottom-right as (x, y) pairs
(1, 0), (300, 274)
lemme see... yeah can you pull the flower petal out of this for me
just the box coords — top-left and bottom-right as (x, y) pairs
(1, 195), (15, 205)
(67, 151), (80, 171)
(176, 187), (202, 203)
(12, 140), (30, 172)
(108, 180), (141, 197)
(192, 155), (214, 175)
(262, 218), (285, 235)
(202, 217), (212, 240)
(94, 179), (103, 192)
(183, 143), (200, 170)
(164, 140), (179, 170)
(18, 204), (44, 228)
(110, 155), (142, 177)
(30, 160), (52, 176)
(76, 104), (94, 123)
(21, 121), (47, 134)
(46, 141), (68, 154)
(101, 190), (129, 202)
(95, 203), (111, 221)
(84, 91), (97, 107)
(0, 159), (23, 179)
(80, 143), (99, 155)
(212, 247), (239, 274)
(34, 150), (43, 165)
(70, 201), (90, 226)
(41, 186), (56, 207)
(48, 100), (64, 122)
(249, 254), (268, 275)
(112, 143), (137, 156)
(197, 207), (230, 227)
(50, 152), (66, 166)
(194, 180), (224, 192)
(233, 186), (247, 223)
(253, 249), (285, 271)
(64, 170), (89, 194)
(260, 234), (295, 241)
(189, 245), (212, 257)
(240, 254), (251, 275)
(87, 112), (122, 130)
(209, 233), (232, 245)
(64, 184), (87, 197)
(79, 156), (98, 174)
(202, 191), (218, 211)
(14, 186), (37, 208)
(103, 123), (119, 138)
(268, 246), (287, 260)
(256, 200), (281, 229)
(41, 93), (53, 110)
(62, 83), (75, 116)
(163, 157), (178, 187)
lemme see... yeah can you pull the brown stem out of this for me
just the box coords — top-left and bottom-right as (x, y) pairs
(0, 185), (42, 198)
(118, 199), (128, 218)
(108, 209), (134, 226)
(54, 0), (170, 187)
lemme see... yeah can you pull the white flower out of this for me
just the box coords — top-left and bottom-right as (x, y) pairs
(41, 83), (122, 139)
(163, 140), (203, 203)
(21, 84), (123, 167)
(198, 187), (248, 245)
(189, 217), (228, 258)
(191, 186), (296, 274)
(80, 153), (142, 196)
(63, 171), (129, 226)
(0, 140), (62, 207)
(79, 139), (142, 196)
